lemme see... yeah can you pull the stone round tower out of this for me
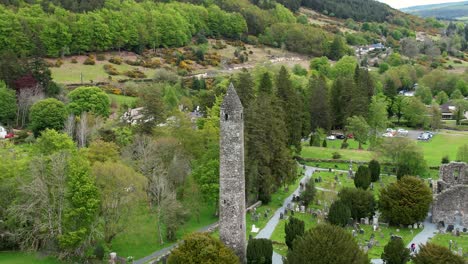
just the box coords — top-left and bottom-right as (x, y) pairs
(220, 83), (246, 262)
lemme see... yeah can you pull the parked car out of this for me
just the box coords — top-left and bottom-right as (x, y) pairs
(424, 131), (434, 138)
(418, 133), (430, 141)
(326, 135), (336, 140)
(347, 134), (354, 139)
(5, 132), (14, 139)
(0, 126), (6, 139)
(335, 134), (345, 140)
(397, 128), (408, 136)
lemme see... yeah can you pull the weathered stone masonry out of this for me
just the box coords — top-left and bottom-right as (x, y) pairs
(432, 162), (468, 227)
(220, 83), (247, 262)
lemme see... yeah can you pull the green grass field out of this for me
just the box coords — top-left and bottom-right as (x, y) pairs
(108, 94), (138, 108)
(418, 131), (468, 167)
(301, 145), (376, 162)
(110, 202), (217, 260)
(0, 252), (61, 264)
(430, 233), (468, 259)
(51, 61), (156, 84)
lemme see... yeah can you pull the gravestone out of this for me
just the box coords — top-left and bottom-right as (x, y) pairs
(364, 217), (370, 225)
(413, 223), (418, 229)
(447, 225), (455, 233)
(300, 205), (305, 213)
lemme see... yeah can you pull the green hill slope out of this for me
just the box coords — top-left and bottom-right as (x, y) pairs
(401, 1), (468, 21)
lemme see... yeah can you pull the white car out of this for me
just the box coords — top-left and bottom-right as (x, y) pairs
(326, 135), (336, 140)
(0, 126), (6, 139)
(397, 129), (408, 136)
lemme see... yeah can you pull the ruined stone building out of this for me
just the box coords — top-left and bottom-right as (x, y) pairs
(432, 162), (468, 227)
(219, 83), (246, 262)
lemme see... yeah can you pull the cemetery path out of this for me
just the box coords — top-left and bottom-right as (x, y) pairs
(256, 166), (315, 264)
(406, 212), (438, 252)
(133, 222), (219, 264)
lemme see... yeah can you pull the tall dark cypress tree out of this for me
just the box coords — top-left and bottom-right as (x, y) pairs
(351, 66), (373, 117)
(234, 68), (255, 108)
(309, 75), (331, 131)
(276, 66), (302, 152)
(330, 77), (346, 129)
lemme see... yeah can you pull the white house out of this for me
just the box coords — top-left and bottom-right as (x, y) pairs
(0, 126), (7, 139)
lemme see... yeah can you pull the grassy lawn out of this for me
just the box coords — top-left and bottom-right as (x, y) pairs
(108, 94), (138, 108)
(312, 171), (397, 199)
(430, 233), (468, 259)
(110, 202), (217, 260)
(301, 145), (376, 162)
(0, 252), (61, 264)
(51, 60), (156, 84)
(417, 131), (468, 167)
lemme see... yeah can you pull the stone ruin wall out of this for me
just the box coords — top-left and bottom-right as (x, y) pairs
(432, 162), (468, 227)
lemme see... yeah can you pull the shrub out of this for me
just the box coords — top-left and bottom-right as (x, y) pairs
(71, 58), (78, 64)
(94, 244), (105, 260)
(286, 224), (368, 264)
(168, 232), (239, 264)
(55, 59), (63, 67)
(322, 139), (327, 147)
(379, 176), (432, 225)
(247, 238), (273, 264)
(285, 217), (305, 250)
(109, 56), (123, 65)
(124, 69), (146, 79)
(381, 237), (410, 264)
(327, 200), (351, 227)
(341, 141), (349, 149)
(96, 54), (106, 61)
(103, 64), (120, 75)
(83, 55), (96, 65)
(354, 166), (371, 190)
(142, 59), (162, 69)
(412, 243), (464, 264)
(441, 155), (450, 164)
(124, 59), (141, 66)
(332, 152), (342, 159)
(368, 159), (381, 182)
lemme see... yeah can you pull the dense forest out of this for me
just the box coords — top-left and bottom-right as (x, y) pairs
(301, 0), (392, 22)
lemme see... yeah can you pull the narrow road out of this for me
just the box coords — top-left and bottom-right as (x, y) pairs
(133, 222), (218, 264)
(255, 166), (315, 264)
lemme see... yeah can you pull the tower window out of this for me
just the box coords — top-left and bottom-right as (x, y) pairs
(225, 113), (228, 121)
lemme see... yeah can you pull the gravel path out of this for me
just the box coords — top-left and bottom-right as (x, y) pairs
(254, 166), (315, 264)
(406, 213), (438, 252)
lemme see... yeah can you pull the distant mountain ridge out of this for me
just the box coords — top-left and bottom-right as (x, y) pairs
(401, 1), (468, 21)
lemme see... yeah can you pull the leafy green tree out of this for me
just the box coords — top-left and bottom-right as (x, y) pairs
(300, 178), (316, 207)
(346, 116), (370, 149)
(456, 144), (468, 162)
(412, 243), (464, 264)
(67, 86), (110, 117)
(450, 89), (463, 100)
(0, 82), (17, 125)
(354, 165), (371, 190)
(168, 232), (239, 264)
(310, 56), (331, 77)
(247, 238), (273, 264)
(338, 188), (375, 220)
(29, 98), (67, 136)
(331, 56), (357, 79)
(415, 86), (433, 105)
(402, 97), (428, 128)
(138, 84), (167, 134)
(34, 129), (75, 155)
(286, 224), (368, 264)
(327, 200), (351, 227)
(435, 91), (449, 105)
(379, 138), (428, 178)
(368, 160), (380, 182)
(381, 237), (410, 264)
(379, 176), (432, 225)
(379, 63), (390, 74)
(285, 217), (305, 250)
(59, 154), (100, 250)
(429, 103), (442, 130)
(329, 35), (346, 60)
(453, 99), (468, 125)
